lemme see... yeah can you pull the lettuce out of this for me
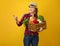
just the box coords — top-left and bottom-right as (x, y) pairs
(38, 15), (44, 21)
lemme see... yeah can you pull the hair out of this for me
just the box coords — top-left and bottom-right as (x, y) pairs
(34, 8), (38, 18)
(29, 5), (38, 18)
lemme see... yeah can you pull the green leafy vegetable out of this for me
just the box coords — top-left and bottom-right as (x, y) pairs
(23, 19), (29, 26)
(38, 15), (44, 21)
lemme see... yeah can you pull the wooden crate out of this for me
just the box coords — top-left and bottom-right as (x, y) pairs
(28, 21), (46, 32)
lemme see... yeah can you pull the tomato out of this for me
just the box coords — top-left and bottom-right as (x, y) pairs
(32, 19), (38, 24)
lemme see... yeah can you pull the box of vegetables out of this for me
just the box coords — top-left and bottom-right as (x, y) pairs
(23, 15), (46, 32)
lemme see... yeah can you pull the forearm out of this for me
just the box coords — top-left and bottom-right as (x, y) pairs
(16, 19), (21, 26)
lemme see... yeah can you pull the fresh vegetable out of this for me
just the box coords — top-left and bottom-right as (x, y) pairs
(38, 15), (44, 21)
(32, 19), (38, 24)
(23, 18), (29, 26)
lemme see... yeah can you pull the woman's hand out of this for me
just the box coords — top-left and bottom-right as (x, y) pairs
(39, 27), (43, 32)
(13, 15), (19, 24)
(13, 15), (18, 21)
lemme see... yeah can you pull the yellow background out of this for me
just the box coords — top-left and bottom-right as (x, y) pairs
(0, 0), (60, 46)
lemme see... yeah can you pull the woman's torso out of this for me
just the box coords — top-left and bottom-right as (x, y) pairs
(24, 13), (39, 35)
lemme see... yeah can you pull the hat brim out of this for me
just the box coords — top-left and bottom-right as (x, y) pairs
(28, 4), (36, 8)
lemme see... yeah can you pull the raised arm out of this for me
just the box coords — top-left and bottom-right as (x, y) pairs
(13, 14), (25, 27)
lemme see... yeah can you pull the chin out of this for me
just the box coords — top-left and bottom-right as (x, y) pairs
(29, 11), (34, 13)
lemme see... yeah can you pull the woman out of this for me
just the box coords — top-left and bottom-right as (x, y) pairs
(13, 2), (44, 46)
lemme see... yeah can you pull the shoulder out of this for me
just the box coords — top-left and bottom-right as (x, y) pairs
(23, 13), (30, 16)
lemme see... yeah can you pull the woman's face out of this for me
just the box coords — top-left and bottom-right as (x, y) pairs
(29, 6), (35, 13)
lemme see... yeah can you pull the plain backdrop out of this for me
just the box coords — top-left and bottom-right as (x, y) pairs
(0, 0), (60, 46)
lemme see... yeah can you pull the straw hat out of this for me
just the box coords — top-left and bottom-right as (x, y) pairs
(29, 2), (37, 8)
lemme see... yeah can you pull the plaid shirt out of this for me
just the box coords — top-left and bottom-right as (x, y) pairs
(17, 13), (38, 35)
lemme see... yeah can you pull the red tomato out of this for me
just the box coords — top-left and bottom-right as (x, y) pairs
(33, 19), (38, 24)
